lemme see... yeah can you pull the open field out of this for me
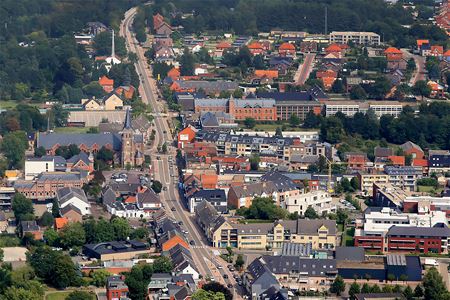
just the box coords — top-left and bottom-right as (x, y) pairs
(54, 127), (94, 134)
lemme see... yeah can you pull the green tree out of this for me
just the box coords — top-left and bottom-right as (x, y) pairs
(349, 282), (361, 300)
(49, 103), (69, 127)
(203, 282), (232, 300)
(82, 82), (105, 98)
(152, 256), (173, 273)
(39, 212), (54, 227)
(235, 254), (244, 271)
(289, 114), (301, 127)
(331, 79), (345, 93)
(44, 228), (59, 246)
(59, 222), (86, 248)
(12, 194), (34, 222)
(303, 111), (321, 129)
(414, 285), (424, 298)
(412, 80), (431, 100)
(66, 291), (95, 300)
(350, 177), (360, 191)
(90, 269), (111, 287)
(244, 117), (256, 129)
(350, 85), (367, 100)
(249, 155), (260, 171)
(34, 146), (46, 158)
(403, 285), (414, 300)
(330, 275), (345, 296)
(304, 206), (319, 219)
(3, 287), (42, 300)
(361, 283), (371, 293)
(111, 217), (130, 241)
(423, 267), (449, 300)
(192, 289), (225, 300)
(180, 48), (196, 76)
(1, 131), (28, 169)
(125, 265), (147, 300)
(152, 180), (163, 194)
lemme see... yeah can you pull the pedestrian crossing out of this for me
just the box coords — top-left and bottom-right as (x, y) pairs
(191, 245), (209, 249)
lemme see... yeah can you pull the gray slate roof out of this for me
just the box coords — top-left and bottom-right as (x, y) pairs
(175, 80), (238, 92)
(38, 132), (122, 151)
(387, 225), (450, 237)
(56, 187), (88, 205)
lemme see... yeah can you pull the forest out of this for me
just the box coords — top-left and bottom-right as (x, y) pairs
(154, 0), (448, 48)
(0, 0), (142, 101)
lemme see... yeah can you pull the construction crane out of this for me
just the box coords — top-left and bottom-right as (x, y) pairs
(322, 156), (347, 193)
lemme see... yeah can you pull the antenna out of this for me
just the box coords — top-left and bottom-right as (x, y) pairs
(324, 6), (328, 36)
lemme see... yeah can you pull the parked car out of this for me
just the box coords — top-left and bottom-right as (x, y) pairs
(189, 240), (195, 245)
(171, 207), (176, 211)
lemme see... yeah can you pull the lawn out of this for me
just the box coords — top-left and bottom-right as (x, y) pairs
(417, 185), (443, 194)
(238, 219), (273, 224)
(342, 227), (355, 247)
(249, 122), (318, 132)
(53, 127), (93, 134)
(46, 292), (72, 300)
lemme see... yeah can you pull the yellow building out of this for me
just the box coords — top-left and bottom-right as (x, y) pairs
(211, 218), (337, 250)
(81, 92), (123, 111)
(357, 172), (389, 194)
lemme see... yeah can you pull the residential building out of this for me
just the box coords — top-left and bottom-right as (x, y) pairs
(278, 42), (296, 57)
(243, 257), (281, 299)
(56, 187), (91, 216)
(21, 221), (43, 240)
(227, 181), (278, 208)
(324, 101), (404, 118)
(25, 156), (64, 180)
(83, 240), (149, 260)
(284, 190), (335, 215)
(178, 126), (197, 149)
(428, 150), (450, 173)
(211, 217), (337, 250)
(384, 166), (422, 191)
(0, 187), (15, 210)
(106, 276), (130, 300)
(169, 244), (200, 280)
(329, 31), (381, 45)
(357, 172), (389, 194)
(170, 80), (238, 95)
(187, 189), (227, 213)
(99, 75), (114, 93)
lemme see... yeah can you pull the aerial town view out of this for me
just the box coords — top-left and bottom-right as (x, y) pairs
(0, 0), (450, 299)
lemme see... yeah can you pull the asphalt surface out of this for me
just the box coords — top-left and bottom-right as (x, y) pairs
(120, 8), (242, 297)
(295, 53), (316, 85)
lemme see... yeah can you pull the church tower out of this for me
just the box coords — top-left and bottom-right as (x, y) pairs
(121, 109), (134, 167)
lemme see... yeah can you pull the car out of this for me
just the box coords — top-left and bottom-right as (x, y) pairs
(189, 240), (195, 245)
(217, 266), (223, 269)
(227, 284), (233, 289)
(233, 274), (239, 280)
(229, 267), (235, 272)
(171, 207), (176, 211)
(223, 274), (228, 279)
(178, 221), (183, 225)
(156, 156), (161, 160)
(163, 187), (168, 191)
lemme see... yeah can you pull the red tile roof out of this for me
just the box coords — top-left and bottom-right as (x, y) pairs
(55, 217), (68, 230)
(279, 42), (295, 50)
(326, 44), (342, 52)
(216, 41), (232, 49)
(384, 47), (402, 54)
(412, 158), (429, 167)
(99, 75), (114, 86)
(387, 155), (405, 166)
(444, 50), (450, 57)
(248, 42), (263, 50)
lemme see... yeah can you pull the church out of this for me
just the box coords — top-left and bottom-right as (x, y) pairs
(37, 109), (144, 167)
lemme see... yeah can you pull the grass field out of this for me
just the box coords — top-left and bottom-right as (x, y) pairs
(46, 292), (72, 300)
(238, 219), (273, 224)
(342, 227), (355, 247)
(0, 100), (20, 110)
(53, 127), (93, 134)
(417, 185), (443, 194)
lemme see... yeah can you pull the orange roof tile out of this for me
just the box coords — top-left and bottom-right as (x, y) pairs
(384, 47), (402, 54)
(279, 42), (295, 50)
(216, 41), (232, 49)
(201, 174), (218, 188)
(412, 158), (428, 167)
(444, 50), (450, 57)
(99, 75), (114, 86)
(416, 39), (430, 47)
(167, 67), (181, 79)
(431, 45), (444, 54)
(124, 196), (136, 203)
(55, 217), (69, 230)
(254, 70), (279, 79)
(248, 42), (263, 49)
(387, 155), (405, 166)
(326, 44), (342, 52)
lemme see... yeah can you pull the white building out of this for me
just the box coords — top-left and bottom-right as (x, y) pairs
(329, 31), (381, 45)
(284, 190), (335, 215)
(56, 187), (91, 215)
(24, 157), (57, 180)
(324, 101), (404, 118)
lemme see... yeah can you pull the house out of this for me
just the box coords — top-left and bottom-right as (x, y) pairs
(430, 45), (444, 57)
(0, 212), (7, 232)
(384, 47), (403, 61)
(227, 181), (278, 208)
(155, 22), (172, 35)
(316, 69), (337, 90)
(325, 44), (344, 59)
(278, 42), (296, 57)
(177, 126), (197, 149)
(243, 257), (281, 299)
(346, 153), (368, 171)
(374, 147), (394, 158)
(214, 41), (232, 58)
(54, 217), (69, 231)
(103, 92), (124, 110)
(115, 85), (136, 100)
(25, 156), (67, 180)
(169, 244), (200, 280)
(99, 76), (114, 93)
(167, 67), (181, 80)
(21, 221), (43, 240)
(247, 42), (265, 56)
(188, 189), (227, 214)
(400, 141), (424, 159)
(56, 187), (91, 216)
(428, 80), (445, 98)
(106, 276), (130, 300)
(83, 240), (149, 260)
(66, 152), (95, 173)
(153, 13), (164, 30)
(428, 150), (450, 173)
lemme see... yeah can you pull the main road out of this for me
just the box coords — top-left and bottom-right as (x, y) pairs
(119, 7), (241, 296)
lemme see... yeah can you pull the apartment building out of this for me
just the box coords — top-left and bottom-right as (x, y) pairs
(384, 166), (422, 191)
(354, 207), (449, 253)
(428, 150), (450, 173)
(357, 172), (389, 194)
(211, 218), (337, 250)
(329, 31), (381, 45)
(283, 190), (335, 216)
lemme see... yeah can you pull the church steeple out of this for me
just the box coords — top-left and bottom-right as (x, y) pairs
(111, 29), (115, 58)
(123, 108), (132, 130)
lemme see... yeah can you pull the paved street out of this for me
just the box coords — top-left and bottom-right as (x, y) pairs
(120, 7), (243, 298)
(294, 53), (315, 85)
(401, 49), (426, 86)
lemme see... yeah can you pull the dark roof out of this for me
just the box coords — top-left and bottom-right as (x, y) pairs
(195, 200), (219, 226)
(384, 166), (422, 175)
(374, 147), (394, 158)
(387, 225), (450, 237)
(66, 152), (91, 165)
(262, 255), (337, 276)
(21, 221), (39, 232)
(335, 247), (365, 262)
(38, 132), (122, 151)
(281, 242), (312, 257)
(56, 187), (88, 205)
(256, 86), (328, 102)
(123, 108), (132, 130)
(189, 189), (226, 202)
(60, 203), (83, 216)
(355, 293), (405, 300)
(200, 112), (219, 128)
(137, 189), (160, 206)
(83, 240), (147, 257)
(261, 170), (302, 191)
